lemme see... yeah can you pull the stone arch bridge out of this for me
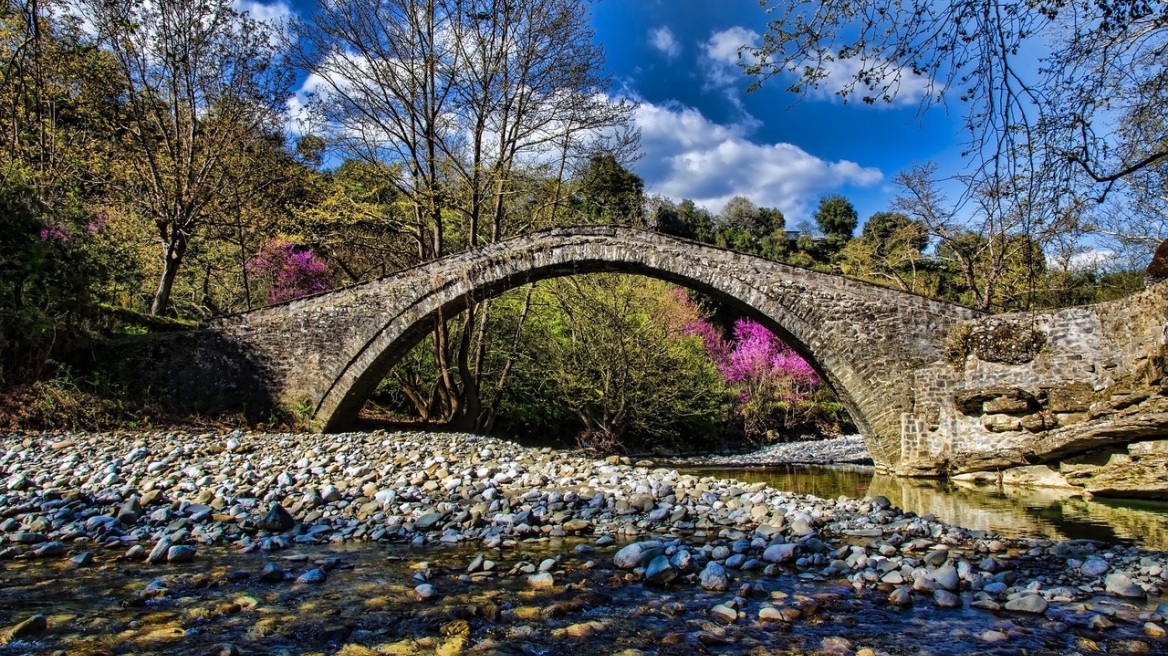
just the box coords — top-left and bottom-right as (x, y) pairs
(157, 226), (1168, 476)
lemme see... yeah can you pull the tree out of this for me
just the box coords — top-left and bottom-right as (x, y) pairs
(746, 0), (1168, 253)
(79, 0), (290, 315)
(838, 211), (932, 293)
(502, 275), (725, 452)
(812, 194), (857, 253)
(574, 154), (645, 224)
(293, 0), (637, 430)
(894, 163), (1048, 311)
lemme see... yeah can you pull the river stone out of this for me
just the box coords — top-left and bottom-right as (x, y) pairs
(11, 532), (46, 545)
(260, 562), (285, 582)
(980, 630), (1008, 643)
(117, 496), (143, 523)
(613, 543), (644, 569)
(709, 604), (737, 623)
(762, 543), (797, 564)
(415, 512), (447, 531)
(1145, 623), (1166, 638)
(1081, 558), (1110, 578)
(932, 565), (960, 592)
(758, 607), (786, 622)
(562, 519), (590, 532)
(527, 572), (555, 589)
(1106, 573), (1147, 598)
(1089, 614), (1115, 631)
(1004, 594), (1048, 614)
(296, 568), (326, 584)
(71, 552), (93, 568)
(699, 562), (729, 591)
(33, 542), (64, 558)
(6, 614), (46, 640)
(645, 555), (677, 586)
(888, 587), (912, 607)
(167, 545), (196, 563)
(414, 584), (437, 601)
(923, 549), (948, 567)
(789, 513), (815, 536)
(258, 504), (296, 532)
(147, 537), (172, 564)
(933, 590), (961, 609)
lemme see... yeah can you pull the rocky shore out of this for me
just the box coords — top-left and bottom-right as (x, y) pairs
(665, 435), (873, 467)
(1, 430), (1166, 655)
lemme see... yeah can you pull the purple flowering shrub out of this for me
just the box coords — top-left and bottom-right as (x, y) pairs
(246, 238), (333, 304)
(672, 288), (843, 440)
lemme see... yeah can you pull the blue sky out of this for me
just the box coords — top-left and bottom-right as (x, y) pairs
(249, 0), (970, 227)
(589, 0), (966, 225)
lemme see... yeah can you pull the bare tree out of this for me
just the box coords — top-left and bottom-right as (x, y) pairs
(290, 0), (637, 429)
(747, 0), (1168, 257)
(80, 0), (289, 315)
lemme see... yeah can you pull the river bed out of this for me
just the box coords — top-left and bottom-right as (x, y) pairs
(1, 430), (1167, 655)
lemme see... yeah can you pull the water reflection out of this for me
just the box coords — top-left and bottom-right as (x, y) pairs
(686, 465), (1168, 551)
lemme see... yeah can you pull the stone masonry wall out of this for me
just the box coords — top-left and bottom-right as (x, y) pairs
(902, 282), (1168, 476)
(191, 227), (979, 473)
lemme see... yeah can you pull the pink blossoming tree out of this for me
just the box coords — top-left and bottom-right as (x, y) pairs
(246, 237), (333, 304)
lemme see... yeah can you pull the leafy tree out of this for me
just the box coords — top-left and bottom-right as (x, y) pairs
(838, 211), (933, 293)
(79, 0), (290, 316)
(499, 276), (724, 452)
(574, 154), (645, 225)
(245, 237), (333, 304)
(813, 194), (858, 252)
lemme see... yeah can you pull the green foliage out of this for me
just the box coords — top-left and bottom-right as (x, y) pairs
(574, 155), (645, 225)
(496, 276), (726, 453)
(813, 194), (858, 252)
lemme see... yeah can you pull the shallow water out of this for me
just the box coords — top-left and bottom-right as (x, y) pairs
(686, 465), (1168, 551)
(1, 539), (1161, 656)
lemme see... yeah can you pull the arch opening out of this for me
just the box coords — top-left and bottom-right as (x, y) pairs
(356, 272), (864, 453)
(309, 237), (884, 462)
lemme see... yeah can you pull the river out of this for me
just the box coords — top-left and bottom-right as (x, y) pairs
(686, 464), (1168, 551)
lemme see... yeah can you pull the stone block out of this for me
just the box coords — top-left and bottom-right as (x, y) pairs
(982, 414), (1022, 433)
(1045, 383), (1094, 413)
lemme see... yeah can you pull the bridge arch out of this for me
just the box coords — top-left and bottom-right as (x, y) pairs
(207, 226), (979, 472)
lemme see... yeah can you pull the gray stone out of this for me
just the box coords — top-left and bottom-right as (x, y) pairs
(699, 562), (729, 591)
(1004, 594), (1048, 614)
(166, 545), (197, 563)
(1105, 572), (1147, 598)
(644, 555), (677, 586)
(762, 543), (797, 564)
(613, 543), (644, 569)
(258, 504), (296, 533)
(414, 583), (437, 601)
(933, 590), (961, 609)
(296, 568), (326, 584)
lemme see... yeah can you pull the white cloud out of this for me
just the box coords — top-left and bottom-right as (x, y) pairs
(649, 27), (681, 59)
(701, 27), (760, 89)
(798, 53), (934, 108)
(633, 101), (882, 219)
(1048, 249), (1118, 271)
(231, 0), (294, 25)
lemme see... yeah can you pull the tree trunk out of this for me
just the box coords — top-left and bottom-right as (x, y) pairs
(150, 232), (188, 315)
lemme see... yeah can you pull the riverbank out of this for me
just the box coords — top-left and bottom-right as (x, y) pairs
(1, 430), (1166, 654)
(665, 435), (873, 467)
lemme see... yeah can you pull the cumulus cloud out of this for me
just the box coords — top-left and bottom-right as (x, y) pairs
(701, 26), (760, 89)
(231, 0), (295, 24)
(633, 101), (882, 218)
(649, 26), (681, 59)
